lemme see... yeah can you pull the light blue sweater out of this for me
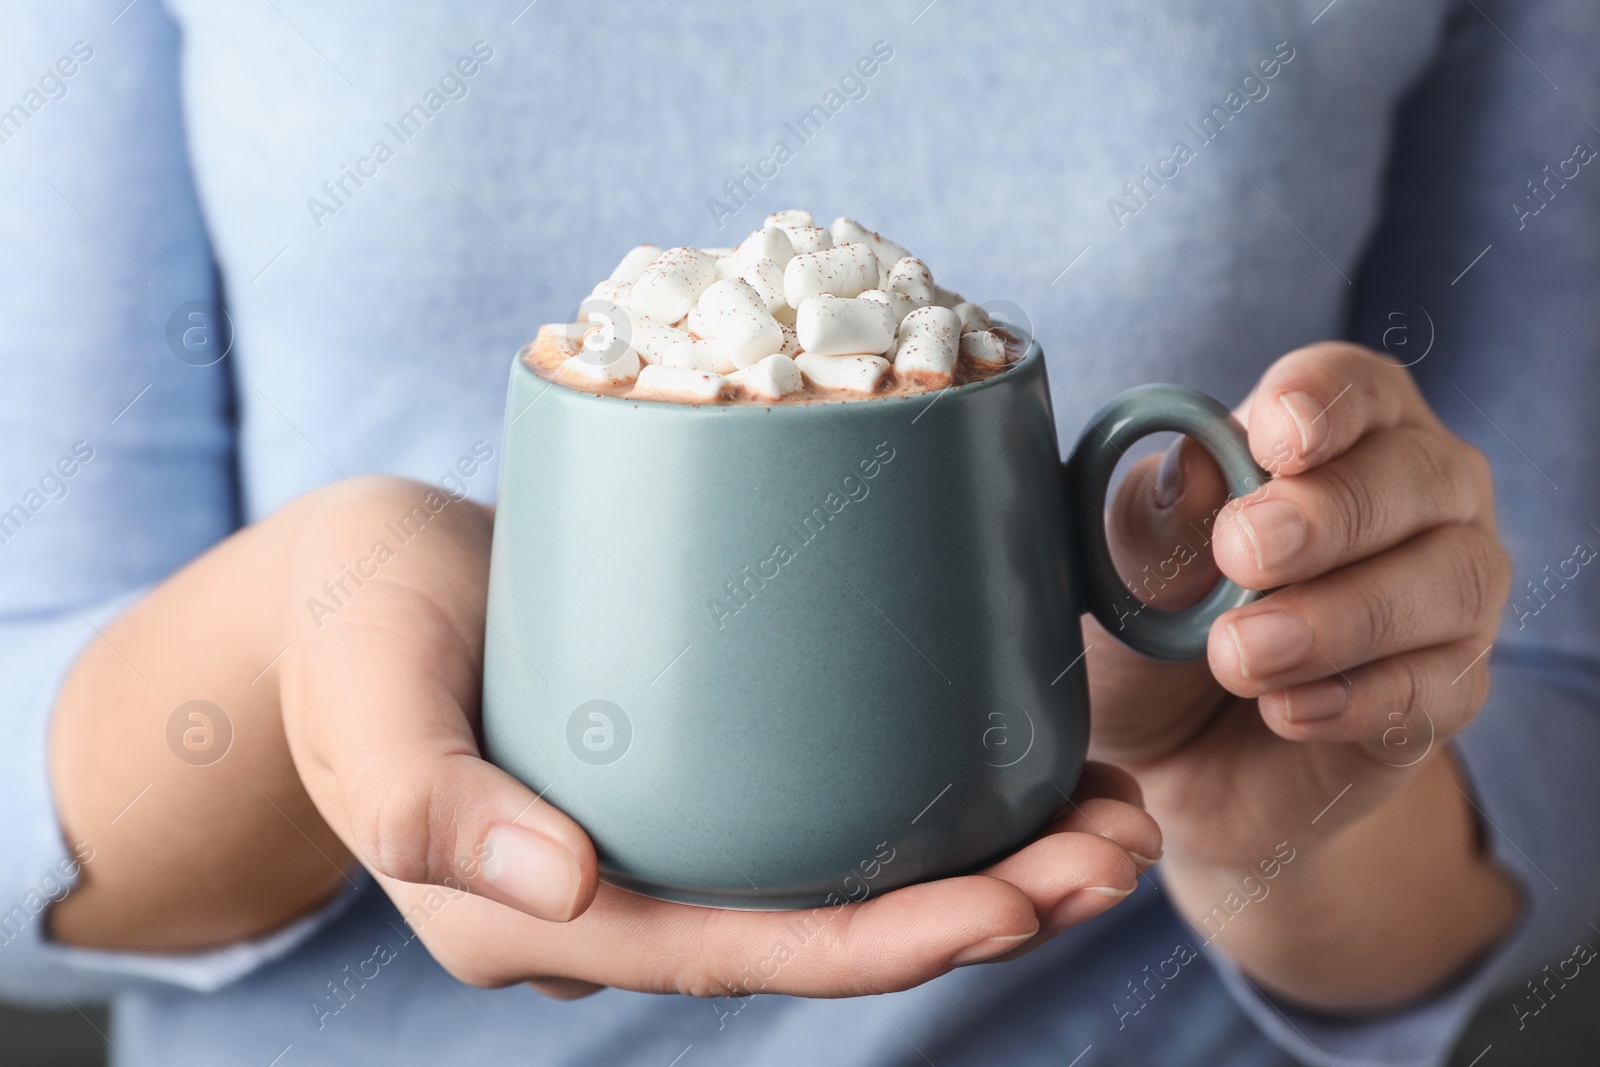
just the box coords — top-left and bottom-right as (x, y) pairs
(2, 2), (1598, 1064)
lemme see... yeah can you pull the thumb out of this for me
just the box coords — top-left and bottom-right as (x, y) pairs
(283, 478), (601, 925)
(1106, 436), (1229, 612)
(339, 745), (602, 924)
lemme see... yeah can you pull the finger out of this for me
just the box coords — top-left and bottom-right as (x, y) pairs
(1213, 425), (1492, 589)
(1256, 640), (1491, 754)
(1208, 524), (1507, 695)
(1070, 759), (1146, 809)
(972, 833), (1143, 965)
(1246, 343), (1429, 478)
(1107, 440), (1228, 611)
(526, 977), (605, 1000)
(413, 873), (1044, 996)
(1041, 798), (1162, 867)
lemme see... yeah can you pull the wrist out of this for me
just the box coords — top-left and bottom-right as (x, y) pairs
(1156, 750), (1522, 1013)
(48, 496), (351, 950)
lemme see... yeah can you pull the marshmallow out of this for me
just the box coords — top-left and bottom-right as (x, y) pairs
(859, 288), (917, 329)
(734, 225), (795, 271)
(685, 302), (710, 338)
(778, 318), (800, 356)
(608, 244), (662, 285)
(783, 226), (834, 254)
(631, 246), (719, 324)
(783, 243), (880, 307)
(952, 301), (992, 334)
(545, 321), (590, 342)
(830, 218), (911, 284)
(696, 278), (784, 368)
(703, 246), (733, 258)
(740, 257), (786, 315)
(589, 279), (633, 306)
(588, 279), (636, 313)
(636, 363), (734, 403)
(960, 329), (1008, 366)
(894, 305), (961, 385)
(886, 258), (936, 308)
(625, 314), (694, 365)
(663, 337), (738, 374)
(795, 353), (891, 394)
(933, 285), (963, 309)
(556, 344), (641, 386)
(795, 295), (896, 357)
(765, 209), (814, 231)
(743, 353), (804, 399)
(715, 255), (744, 281)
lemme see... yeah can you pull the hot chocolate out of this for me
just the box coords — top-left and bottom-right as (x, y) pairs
(522, 209), (1022, 404)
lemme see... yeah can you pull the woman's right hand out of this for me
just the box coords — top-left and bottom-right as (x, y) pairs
(54, 475), (1158, 997)
(281, 477), (1160, 998)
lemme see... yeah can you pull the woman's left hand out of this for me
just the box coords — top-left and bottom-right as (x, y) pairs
(1087, 342), (1521, 1010)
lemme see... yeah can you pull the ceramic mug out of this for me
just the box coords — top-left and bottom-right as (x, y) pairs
(483, 330), (1265, 909)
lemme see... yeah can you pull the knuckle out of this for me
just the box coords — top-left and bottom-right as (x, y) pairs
(1357, 576), (1403, 655)
(1453, 530), (1505, 624)
(346, 762), (448, 885)
(1393, 652), (1430, 717)
(1462, 442), (1495, 495)
(1403, 428), (1458, 510)
(674, 969), (738, 999)
(1323, 461), (1383, 554)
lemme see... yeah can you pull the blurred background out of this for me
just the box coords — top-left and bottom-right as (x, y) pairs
(5, 959), (1598, 1067)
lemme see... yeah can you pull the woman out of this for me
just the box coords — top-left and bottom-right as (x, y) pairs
(2, 2), (1596, 1064)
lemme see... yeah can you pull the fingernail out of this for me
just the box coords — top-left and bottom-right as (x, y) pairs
(1279, 391), (1323, 459)
(1283, 678), (1350, 723)
(1047, 886), (1134, 930)
(1227, 612), (1308, 679)
(949, 926), (1039, 966)
(1130, 850), (1162, 870)
(479, 824), (583, 921)
(1154, 442), (1185, 509)
(1235, 499), (1308, 572)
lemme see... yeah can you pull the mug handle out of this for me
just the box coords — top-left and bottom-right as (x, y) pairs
(1063, 384), (1269, 662)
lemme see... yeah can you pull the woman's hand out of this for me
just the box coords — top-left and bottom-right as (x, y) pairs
(54, 474), (1159, 998)
(1090, 342), (1521, 1011)
(280, 478), (1159, 998)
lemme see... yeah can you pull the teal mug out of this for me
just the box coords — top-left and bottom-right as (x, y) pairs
(483, 331), (1265, 909)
